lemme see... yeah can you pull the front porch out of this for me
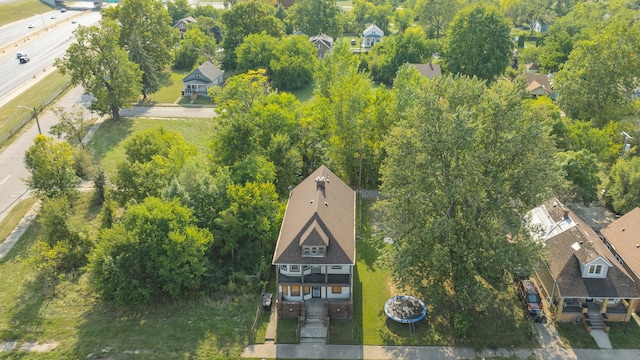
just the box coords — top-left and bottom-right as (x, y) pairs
(276, 294), (352, 320)
(554, 298), (637, 322)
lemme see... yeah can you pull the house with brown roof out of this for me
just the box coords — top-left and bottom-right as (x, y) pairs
(527, 198), (639, 323)
(182, 61), (224, 98)
(525, 73), (554, 99)
(272, 165), (355, 320)
(309, 33), (334, 59)
(173, 16), (197, 34)
(601, 207), (640, 311)
(408, 63), (442, 79)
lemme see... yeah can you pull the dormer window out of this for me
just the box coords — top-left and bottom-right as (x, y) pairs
(302, 245), (325, 257)
(588, 264), (603, 275)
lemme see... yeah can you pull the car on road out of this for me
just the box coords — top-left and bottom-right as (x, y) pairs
(60, 7), (67, 12)
(517, 280), (547, 323)
(19, 56), (30, 64)
(27, 24), (35, 28)
(16, 51), (27, 59)
(51, 15), (57, 19)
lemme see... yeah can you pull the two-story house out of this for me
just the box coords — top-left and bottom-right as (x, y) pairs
(309, 33), (334, 59)
(527, 198), (639, 322)
(601, 207), (640, 311)
(362, 24), (383, 49)
(272, 165), (355, 319)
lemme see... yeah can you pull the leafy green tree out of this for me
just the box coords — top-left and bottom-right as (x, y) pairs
(103, 0), (176, 98)
(379, 75), (558, 331)
(314, 39), (360, 99)
(114, 127), (196, 203)
(235, 32), (279, 72)
(50, 105), (89, 148)
(393, 7), (415, 32)
(173, 27), (214, 70)
(555, 150), (602, 205)
(167, 0), (190, 23)
(24, 135), (81, 200)
(89, 197), (214, 306)
(269, 35), (317, 90)
(443, 4), (512, 83)
(605, 156), (640, 214)
(414, 0), (458, 40)
(367, 27), (438, 85)
(215, 182), (282, 274)
(555, 11), (640, 124)
(288, 0), (343, 38)
(210, 69), (273, 116)
(221, 0), (284, 68)
(55, 19), (142, 121)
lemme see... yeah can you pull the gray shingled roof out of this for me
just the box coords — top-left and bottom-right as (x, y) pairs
(272, 165), (355, 265)
(309, 33), (334, 49)
(408, 63), (442, 79)
(539, 198), (638, 299)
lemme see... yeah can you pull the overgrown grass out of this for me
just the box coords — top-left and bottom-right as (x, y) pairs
(85, 117), (214, 177)
(556, 322), (599, 349)
(0, 0), (52, 26)
(0, 192), (257, 359)
(0, 70), (71, 148)
(0, 197), (37, 243)
(609, 320), (640, 348)
(276, 318), (298, 344)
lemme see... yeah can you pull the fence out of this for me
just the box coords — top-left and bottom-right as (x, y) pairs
(0, 80), (72, 147)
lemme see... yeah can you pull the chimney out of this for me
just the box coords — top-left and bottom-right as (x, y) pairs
(315, 176), (326, 190)
(562, 210), (569, 219)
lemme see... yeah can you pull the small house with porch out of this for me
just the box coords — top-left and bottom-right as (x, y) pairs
(362, 24), (383, 49)
(182, 61), (224, 98)
(272, 165), (355, 320)
(527, 198), (639, 323)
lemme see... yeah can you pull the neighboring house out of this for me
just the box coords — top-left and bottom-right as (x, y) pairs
(362, 24), (383, 49)
(601, 207), (640, 311)
(525, 62), (539, 74)
(182, 61), (224, 98)
(532, 19), (549, 33)
(173, 16), (196, 33)
(525, 73), (554, 99)
(408, 63), (442, 79)
(272, 165), (355, 319)
(309, 33), (334, 59)
(527, 198), (639, 322)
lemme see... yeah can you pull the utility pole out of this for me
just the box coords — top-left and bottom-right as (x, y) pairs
(17, 106), (41, 134)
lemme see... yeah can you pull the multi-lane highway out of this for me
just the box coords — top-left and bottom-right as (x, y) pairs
(0, 9), (101, 106)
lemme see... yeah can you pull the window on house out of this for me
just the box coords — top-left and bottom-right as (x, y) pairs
(331, 266), (342, 270)
(332, 286), (341, 294)
(303, 286), (310, 295)
(588, 264), (603, 275)
(303, 265), (310, 271)
(280, 265), (287, 271)
(291, 286), (300, 296)
(316, 43), (322, 49)
(282, 285), (289, 295)
(302, 246), (326, 256)
(290, 265), (300, 272)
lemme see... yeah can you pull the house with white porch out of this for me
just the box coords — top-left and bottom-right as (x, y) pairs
(182, 61), (224, 99)
(272, 165), (355, 320)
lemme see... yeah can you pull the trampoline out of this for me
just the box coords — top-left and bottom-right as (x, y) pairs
(384, 295), (427, 334)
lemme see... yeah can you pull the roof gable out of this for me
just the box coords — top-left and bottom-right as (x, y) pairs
(272, 165), (355, 265)
(363, 24), (383, 37)
(309, 33), (334, 49)
(182, 61), (224, 84)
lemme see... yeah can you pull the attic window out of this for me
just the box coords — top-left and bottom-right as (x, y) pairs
(194, 74), (200, 79)
(302, 245), (325, 257)
(588, 264), (603, 275)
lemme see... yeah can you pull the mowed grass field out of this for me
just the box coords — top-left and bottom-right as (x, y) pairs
(0, 0), (52, 25)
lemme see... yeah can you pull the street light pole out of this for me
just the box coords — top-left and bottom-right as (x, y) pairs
(17, 106), (41, 134)
(621, 131), (633, 158)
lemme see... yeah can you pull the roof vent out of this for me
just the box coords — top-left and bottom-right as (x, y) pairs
(315, 176), (326, 189)
(636, 244), (640, 248)
(621, 228), (625, 232)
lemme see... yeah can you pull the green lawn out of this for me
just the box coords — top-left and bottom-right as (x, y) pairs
(609, 320), (640, 348)
(0, 0), (52, 26)
(286, 81), (315, 103)
(556, 322), (599, 349)
(86, 117), (214, 177)
(0, 70), (71, 148)
(0, 198), (37, 243)
(141, 70), (189, 104)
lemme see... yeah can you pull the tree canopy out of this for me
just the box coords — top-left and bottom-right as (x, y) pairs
(55, 19), (142, 121)
(443, 4), (512, 83)
(288, 0), (343, 39)
(24, 134), (81, 200)
(379, 75), (558, 335)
